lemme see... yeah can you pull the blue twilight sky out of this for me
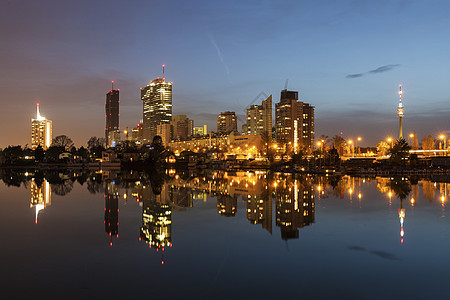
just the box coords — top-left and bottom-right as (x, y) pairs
(0, 0), (449, 148)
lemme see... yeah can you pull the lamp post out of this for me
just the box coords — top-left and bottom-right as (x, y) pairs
(356, 137), (361, 156)
(348, 140), (354, 157)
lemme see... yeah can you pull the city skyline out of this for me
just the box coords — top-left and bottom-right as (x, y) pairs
(1, 0), (449, 148)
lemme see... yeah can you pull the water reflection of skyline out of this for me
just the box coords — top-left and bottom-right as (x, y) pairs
(6, 169), (449, 252)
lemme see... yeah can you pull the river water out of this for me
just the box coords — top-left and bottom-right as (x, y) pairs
(0, 169), (449, 299)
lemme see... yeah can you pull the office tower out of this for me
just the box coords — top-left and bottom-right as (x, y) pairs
(105, 81), (120, 147)
(31, 103), (52, 150)
(243, 95), (272, 139)
(217, 111), (237, 135)
(141, 66), (172, 143)
(171, 115), (194, 139)
(217, 194), (238, 217)
(275, 89), (314, 150)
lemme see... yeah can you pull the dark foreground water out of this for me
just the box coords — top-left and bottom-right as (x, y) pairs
(0, 169), (449, 299)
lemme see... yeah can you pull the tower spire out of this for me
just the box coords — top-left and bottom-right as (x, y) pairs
(162, 64), (165, 81)
(112, 80), (114, 90)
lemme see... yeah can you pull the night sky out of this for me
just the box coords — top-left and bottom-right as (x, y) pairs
(1, 0), (449, 148)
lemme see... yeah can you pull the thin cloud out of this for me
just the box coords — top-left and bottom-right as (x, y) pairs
(346, 73), (364, 78)
(207, 33), (231, 83)
(346, 64), (401, 78)
(369, 64), (401, 74)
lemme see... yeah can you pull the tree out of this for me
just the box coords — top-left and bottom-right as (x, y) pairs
(331, 135), (346, 156)
(34, 145), (45, 162)
(52, 135), (74, 150)
(388, 138), (411, 165)
(422, 135), (435, 150)
(376, 141), (390, 156)
(87, 136), (105, 151)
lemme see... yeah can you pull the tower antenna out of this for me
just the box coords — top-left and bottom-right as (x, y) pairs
(162, 64), (165, 81)
(112, 80), (114, 90)
(397, 84), (404, 139)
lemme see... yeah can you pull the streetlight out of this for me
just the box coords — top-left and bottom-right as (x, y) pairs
(387, 137), (393, 148)
(356, 137), (361, 156)
(440, 135), (447, 156)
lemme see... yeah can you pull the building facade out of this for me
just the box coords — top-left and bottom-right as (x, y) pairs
(243, 95), (272, 140)
(31, 103), (52, 150)
(217, 111), (237, 135)
(141, 76), (172, 144)
(275, 90), (314, 151)
(105, 84), (120, 146)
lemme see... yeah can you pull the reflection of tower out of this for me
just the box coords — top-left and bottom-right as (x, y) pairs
(139, 184), (172, 264)
(275, 178), (315, 240)
(397, 84), (404, 139)
(217, 194), (237, 217)
(399, 199), (405, 244)
(246, 189), (272, 234)
(104, 182), (119, 246)
(30, 179), (51, 224)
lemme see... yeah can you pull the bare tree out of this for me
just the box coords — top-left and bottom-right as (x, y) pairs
(52, 135), (74, 150)
(421, 135), (435, 150)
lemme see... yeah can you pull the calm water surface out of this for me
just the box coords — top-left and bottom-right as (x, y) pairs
(0, 169), (449, 299)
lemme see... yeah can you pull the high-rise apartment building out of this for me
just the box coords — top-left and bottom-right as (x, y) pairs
(275, 89), (314, 150)
(31, 103), (52, 150)
(243, 95), (272, 139)
(217, 111), (237, 135)
(105, 82), (120, 147)
(141, 67), (172, 143)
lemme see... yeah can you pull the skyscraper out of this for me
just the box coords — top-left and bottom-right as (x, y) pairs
(141, 66), (172, 143)
(105, 81), (120, 147)
(217, 111), (237, 135)
(243, 95), (272, 139)
(275, 89), (314, 151)
(31, 103), (52, 150)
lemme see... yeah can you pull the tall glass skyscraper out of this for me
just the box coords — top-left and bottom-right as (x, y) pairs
(141, 72), (172, 143)
(105, 82), (120, 146)
(31, 103), (52, 150)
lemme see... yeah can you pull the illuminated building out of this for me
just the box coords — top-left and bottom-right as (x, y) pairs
(131, 122), (143, 145)
(193, 125), (207, 136)
(275, 89), (315, 150)
(243, 95), (272, 140)
(217, 111), (238, 135)
(397, 84), (404, 139)
(105, 81), (120, 147)
(104, 182), (119, 246)
(30, 178), (51, 224)
(31, 103), (52, 150)
(141, 66), (172, 143)
(140, 199), (172, 250)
